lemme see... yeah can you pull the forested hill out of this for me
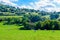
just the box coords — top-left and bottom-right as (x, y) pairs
(0, 3), (60, 30)
(0, 3), (60, 16)
(0, 3), (39, 16)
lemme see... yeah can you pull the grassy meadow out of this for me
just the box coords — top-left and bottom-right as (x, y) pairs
(0, 4), (60, 40)
(0, 22), (60, 40)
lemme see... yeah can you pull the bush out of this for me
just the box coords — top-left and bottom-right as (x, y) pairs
(2, 17), (23, 25)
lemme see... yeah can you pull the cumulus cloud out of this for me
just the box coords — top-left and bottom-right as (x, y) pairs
(29, 0), (56, 11)
(19, 5), (33, 9)
(10, 0), (18, 2)
(0, 0), (60, 12)
(0, 0), (19, 7)
(20, 0), (60, 12)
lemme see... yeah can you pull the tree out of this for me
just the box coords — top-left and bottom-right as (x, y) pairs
(50, 14), (59, 20)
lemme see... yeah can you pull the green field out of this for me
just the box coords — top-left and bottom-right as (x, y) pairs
(0, 22), (60, 40)
(0, 3), (60, 40)
(0, 16), (23, 19)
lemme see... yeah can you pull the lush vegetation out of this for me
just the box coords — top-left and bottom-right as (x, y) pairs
(0, 3), (60, 30)
(0, 15), (60, 30)
(0, 22), (60, 40)
(0, 3), (60, 40)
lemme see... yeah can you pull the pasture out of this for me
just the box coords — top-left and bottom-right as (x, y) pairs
(0, 22), (60, 40)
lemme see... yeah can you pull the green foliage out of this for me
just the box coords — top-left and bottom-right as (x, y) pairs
(50, 14), (59, 20)
(21, 20), (60, 30)
(0, 15), (60, 30)
(0, 3), (39, 16)
(0, 3), (60, 30)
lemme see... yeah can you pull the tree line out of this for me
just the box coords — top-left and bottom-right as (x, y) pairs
(0, 13), (60, 30)
(0, 3), (60, 30)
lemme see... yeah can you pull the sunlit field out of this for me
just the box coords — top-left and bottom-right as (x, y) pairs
(0, 22), (60, 40)
(0, 3), (60, 40)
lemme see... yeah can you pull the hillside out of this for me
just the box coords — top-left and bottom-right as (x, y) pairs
(0, 3), (60, 30)
(0, 3), (39, 16)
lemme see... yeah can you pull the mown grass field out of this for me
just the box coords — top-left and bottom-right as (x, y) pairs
(0, 22), (60, 40)
(0, 16), (23, 19)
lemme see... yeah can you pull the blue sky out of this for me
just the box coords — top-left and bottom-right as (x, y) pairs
(12, 0), (38, 6)
(0, 0), (60, 12)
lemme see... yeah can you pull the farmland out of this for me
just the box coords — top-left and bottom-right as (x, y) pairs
(0, 22), (60, 40)
(0, 3), (60, 40)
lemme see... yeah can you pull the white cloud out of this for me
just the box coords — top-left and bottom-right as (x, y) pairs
(29, 0), (56, 10)
(20, 0), (60, 12)
(10, 0), (18, 2)
(0, 0), (60, 12)
(0, 0), (18, 7)
(53, 0), (60, 3)
(19, 5), (33, 9)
